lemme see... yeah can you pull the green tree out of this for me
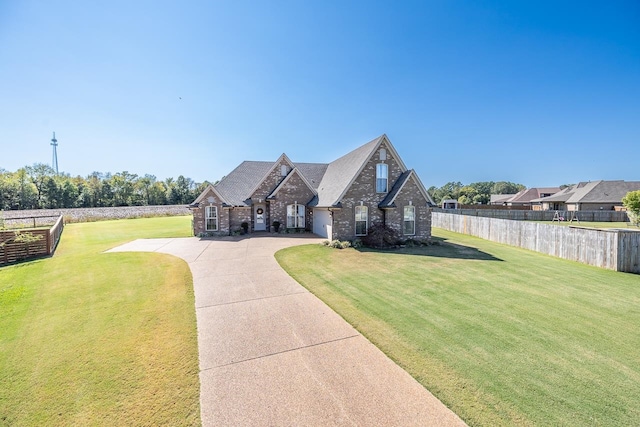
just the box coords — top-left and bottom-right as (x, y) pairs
(622, 190), (640, 226)
(110, 171), (138, 206)
(428, 181), (463, 205)
(491, 181), (525, 195)
(15, 168), (38, 209)
(458, 185), (478, 205)
(26, 163), (55, 208)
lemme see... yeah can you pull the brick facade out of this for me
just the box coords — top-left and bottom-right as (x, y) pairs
(191, 135), (433, 240)
(269, 171), (315, 231)
(192, 187), (231, 236)
(250, 158), (292, 232)
(383, 177), (432, 240)
(330, 141), (430, 241)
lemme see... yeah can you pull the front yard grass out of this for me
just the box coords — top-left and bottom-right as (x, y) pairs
(276, 228), (640, 426)
(0, 216), (200, 426)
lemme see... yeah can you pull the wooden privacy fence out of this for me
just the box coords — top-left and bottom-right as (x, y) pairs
(435, 208), (630, 222)
(0, 215), (64, 265)
(433, 212), (640, 274)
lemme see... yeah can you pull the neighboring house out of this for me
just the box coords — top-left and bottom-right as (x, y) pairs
(532, 180), (640, 211)
(489, 194), (516, 205)
(190, 134), (435, 241)
(441, 199), (459, 209)
(490, 187), (560, 208)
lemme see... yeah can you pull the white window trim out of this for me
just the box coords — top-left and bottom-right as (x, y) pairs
(286, 203), (305, 228)
(403, 205), (415, 235)
(376, 163), (388, 193)
(205, 205), (218, 231)
(355, 205), (368, 236)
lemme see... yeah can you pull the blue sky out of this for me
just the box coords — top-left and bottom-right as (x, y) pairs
(1, 1), (638, 188)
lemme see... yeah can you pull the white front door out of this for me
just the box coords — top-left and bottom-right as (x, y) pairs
(254, 204), (266, 231)
(312, 209), (331, 238)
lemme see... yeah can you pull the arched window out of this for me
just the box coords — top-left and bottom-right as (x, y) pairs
(376, 163), (388, 193)
(355, 205), (368, 236)
(287, 203), (305, 228)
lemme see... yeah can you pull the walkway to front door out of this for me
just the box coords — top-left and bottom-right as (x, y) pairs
(108, 235), (466, 426)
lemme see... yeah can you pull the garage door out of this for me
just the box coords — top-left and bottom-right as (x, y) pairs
(312, 209), (332, 238)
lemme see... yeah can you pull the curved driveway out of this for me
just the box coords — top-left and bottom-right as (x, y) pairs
(109, 234), (466, 426)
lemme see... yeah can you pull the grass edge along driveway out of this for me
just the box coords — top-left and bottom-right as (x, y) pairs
(276, 228), (640, 426)
(0, 216), (200, 426)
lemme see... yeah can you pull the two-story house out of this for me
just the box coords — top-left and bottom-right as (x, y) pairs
(190, 134), (434, 241)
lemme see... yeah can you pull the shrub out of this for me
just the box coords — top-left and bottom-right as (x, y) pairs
(622, 190), (640, 226)
(321, 240), (330, 246)
(351, 239), (363, 249)
(361, 223), (400, 248)
(272, 221), (281, 232)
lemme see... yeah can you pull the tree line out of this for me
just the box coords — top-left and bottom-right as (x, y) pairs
(427, 181), (526, 205)
(0, 163), (209, 210)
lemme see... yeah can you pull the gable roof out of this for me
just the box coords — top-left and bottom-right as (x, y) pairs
(490, 194), (516, 204)
(379, 170), (435, 208)
(267, 167), (317, 199)
(245, 153), (296, 199)
(295, 162), (329, 190)
(314, 134), (410, 207)
(192, 183), (230, 206)
(214, 161), (275, 206)
(534, 180), (640, 204)
(193, 134), (427, 208)
(501, 187), (561, 204)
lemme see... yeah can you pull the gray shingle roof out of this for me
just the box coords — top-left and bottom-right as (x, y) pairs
(314, 135), (384, 207)
(295, 163), (329, 190)
(214, 161), (274, 206)
(379, 170), (412, 208)
(490, 194), (515, 204)
(534, 180), (640, 204)
(504, 187), (561, 204)
(204, 134), (427, 208)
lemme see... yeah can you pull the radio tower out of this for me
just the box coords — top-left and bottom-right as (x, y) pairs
(51, 132), (59, 174)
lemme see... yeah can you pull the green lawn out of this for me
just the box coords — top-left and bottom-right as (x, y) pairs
(0, 216), (200, 426)
(276, 229), (640, 426)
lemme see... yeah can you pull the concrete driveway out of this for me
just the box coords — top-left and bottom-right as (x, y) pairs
(109, 234), (466, 426)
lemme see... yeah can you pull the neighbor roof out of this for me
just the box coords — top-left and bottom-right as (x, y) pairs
(503, 187), (561, 204)
(534, 180), (640, 204)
